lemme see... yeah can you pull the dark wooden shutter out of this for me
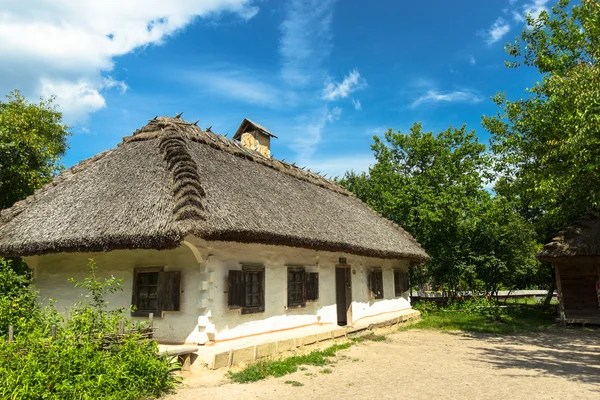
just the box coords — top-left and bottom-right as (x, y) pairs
(158, 271), (180, 312)
(306, 273), (319, 301)
(228, 270), (244, 308)
(258, 268), (265, 312)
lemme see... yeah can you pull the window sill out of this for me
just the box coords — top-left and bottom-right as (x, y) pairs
(131, 311), (161, 318)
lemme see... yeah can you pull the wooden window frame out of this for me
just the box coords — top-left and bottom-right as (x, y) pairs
(227, 264), (265, 315)
(131, 267), (181, 317)
(288, 266), (306, 308)
(369, 268), (384, 300)
(242, 265), (265, 315)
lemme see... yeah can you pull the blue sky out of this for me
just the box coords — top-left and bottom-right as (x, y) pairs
(0, 0), (550, 177)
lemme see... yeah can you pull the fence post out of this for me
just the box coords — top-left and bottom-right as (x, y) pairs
(118, 319), (124, 335)
(8, 325), (13, 343)
(148, 313), (154, 328)
(51, 325), (57, 341)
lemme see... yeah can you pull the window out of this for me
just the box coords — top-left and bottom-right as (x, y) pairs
(288, 267), (305, 308)
(369, 268), (384, 299)
(394, 269), (409, 297)
(132, 267), (180, 317)
(287, 267), (319, 308)
(228, 265), (265, 314)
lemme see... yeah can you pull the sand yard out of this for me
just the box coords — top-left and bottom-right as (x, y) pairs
(166, 328), (600, 400)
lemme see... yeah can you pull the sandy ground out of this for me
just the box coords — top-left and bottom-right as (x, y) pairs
(165, 328), (600, 400)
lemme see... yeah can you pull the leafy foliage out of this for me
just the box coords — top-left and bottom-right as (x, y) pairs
(340, 123), (541, 295)
(0, 259), (178, 399)
(483, 0), (600, 241)
(0, 258), (41, 336)
(0, 89), (70, 210)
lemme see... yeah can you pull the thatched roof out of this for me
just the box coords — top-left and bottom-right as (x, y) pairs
(0, 116), (428, 262)
(538, 210), (600, 261)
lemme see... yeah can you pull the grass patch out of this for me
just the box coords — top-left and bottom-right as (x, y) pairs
(320, 368), (333, 374)
(403, 305), (556, 334)
(284, 380), (304, 386)
(227, 342), (352, 383)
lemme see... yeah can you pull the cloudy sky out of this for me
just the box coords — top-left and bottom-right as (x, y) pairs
(0, 0), (550, 177)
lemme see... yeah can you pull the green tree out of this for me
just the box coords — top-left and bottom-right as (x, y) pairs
(482, 0), (600, 241)
(340, 123), (541, 296)
(0, 90), (70, 210)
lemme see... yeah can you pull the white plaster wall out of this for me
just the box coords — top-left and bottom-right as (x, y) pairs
(26, 246), (203, 344)
(188, 238), (412, 342)
(26, 238), (413, 344)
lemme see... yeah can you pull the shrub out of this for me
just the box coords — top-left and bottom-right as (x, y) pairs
(0, 259), (179, 399)
(0, 258), (41, 336)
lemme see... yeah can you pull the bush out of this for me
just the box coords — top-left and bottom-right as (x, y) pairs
(0, 259), (179, 399)
(0, 258), (41, 336)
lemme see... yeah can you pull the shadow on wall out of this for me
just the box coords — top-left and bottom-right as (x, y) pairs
(465, 329), (600, 386)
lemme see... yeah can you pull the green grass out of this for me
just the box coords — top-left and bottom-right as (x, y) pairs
(403, 305), (556, 334)
(284, 380), (304, 386)
(227, 342), (353, 383)
(320, 368), (333, 374)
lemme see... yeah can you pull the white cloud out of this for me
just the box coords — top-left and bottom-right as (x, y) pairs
(322, 69), (366, 101)
(186, 67), (287, 108)
(411, 89), (483, 108)
(352, 98), (362, 110)
(304, 154), (375, 179)
(326, 106), (342, 122)
(479, 17), (511, 45)
(279, 0), (336, 87)
(521, 0), (550, 20)
(0, 0), (258, 123)
(40, 79), (106, 121)
(469, 55), (476, 65)
(289, 105), (340, 160)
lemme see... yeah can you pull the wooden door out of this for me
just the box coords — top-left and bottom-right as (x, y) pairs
(336, 267), (352, 326)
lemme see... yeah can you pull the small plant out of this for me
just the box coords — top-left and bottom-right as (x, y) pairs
(228, 342), (353, 383)
(284, 380), (304, 386)
(320, 368), (333, 374)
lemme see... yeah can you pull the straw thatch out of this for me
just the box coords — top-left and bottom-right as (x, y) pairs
(538, 209), (600, 261)
(0, 116), (428, 262)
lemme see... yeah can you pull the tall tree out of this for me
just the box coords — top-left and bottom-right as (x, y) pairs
(0, 90), (70, 210)
(482, 0), (600, 241)
(340, 123), (540, 295)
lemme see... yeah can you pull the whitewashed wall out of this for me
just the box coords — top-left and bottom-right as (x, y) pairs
(26, 238), (412, 344)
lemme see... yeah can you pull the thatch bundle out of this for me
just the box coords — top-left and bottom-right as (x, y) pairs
(0, 116), (428, 262)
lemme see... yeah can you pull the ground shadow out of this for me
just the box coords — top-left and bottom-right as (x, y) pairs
(458, 328), (600, 387)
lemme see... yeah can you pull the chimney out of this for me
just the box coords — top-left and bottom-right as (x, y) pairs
(232, 118), (277, 158)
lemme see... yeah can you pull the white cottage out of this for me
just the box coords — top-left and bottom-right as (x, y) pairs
(0, 116), (428, 345)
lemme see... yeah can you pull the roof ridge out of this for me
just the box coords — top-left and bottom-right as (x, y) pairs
(125, 117), (351, 197)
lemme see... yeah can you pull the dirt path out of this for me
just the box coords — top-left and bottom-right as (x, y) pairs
(165, 329), (600, 400)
